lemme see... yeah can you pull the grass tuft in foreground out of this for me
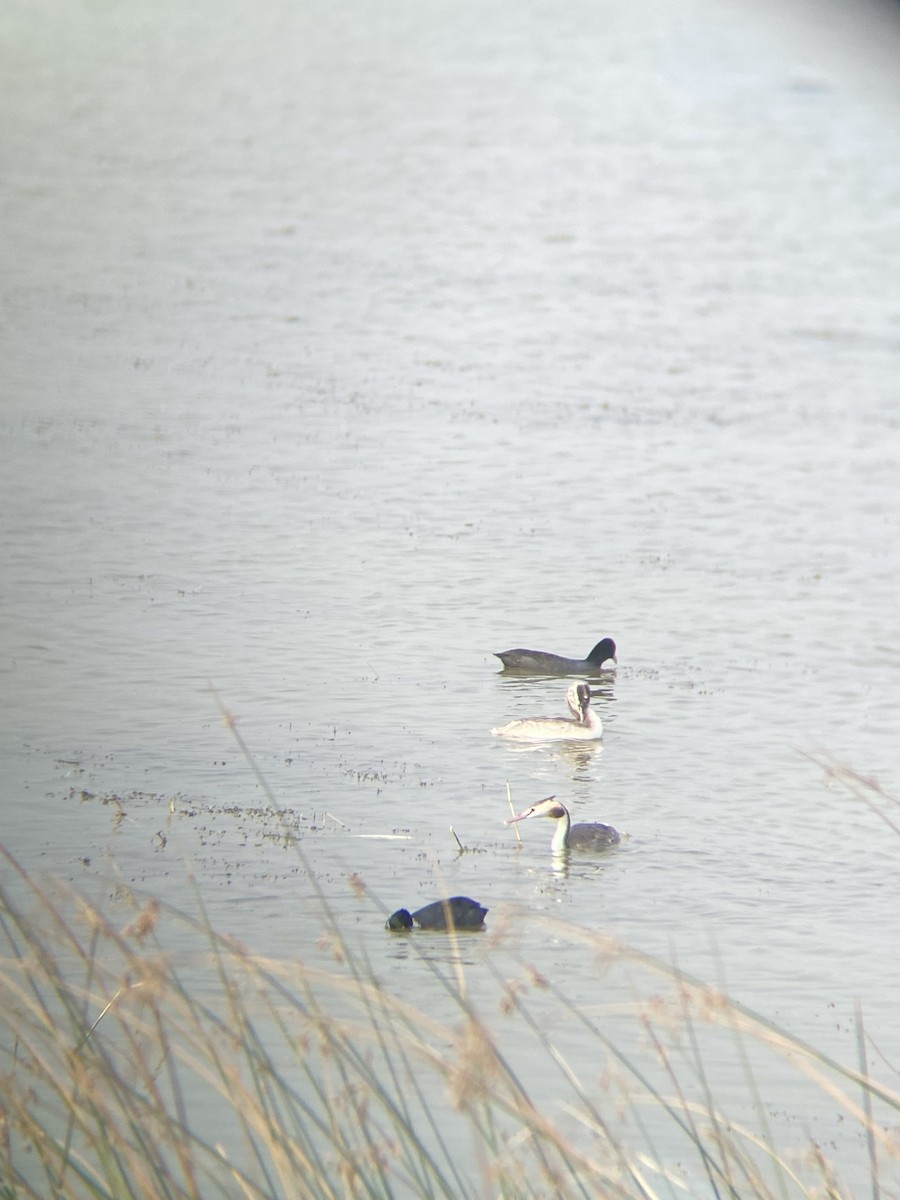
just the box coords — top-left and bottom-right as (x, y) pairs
(2, 755), (899, 1198)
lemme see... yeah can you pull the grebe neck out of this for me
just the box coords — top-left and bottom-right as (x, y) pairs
(550, 808), (571, 854)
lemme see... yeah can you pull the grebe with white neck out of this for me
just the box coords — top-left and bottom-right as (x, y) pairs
(507, 795), (620, 854)
(494, 637), (617, 675)
(491, 681), (602, 742)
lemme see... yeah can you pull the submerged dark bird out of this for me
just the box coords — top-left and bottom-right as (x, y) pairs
(492, 680), (602, 742)
(494, 636), (617, 675)
(386, 896), (488, 932)
(507, 795), (620, 854)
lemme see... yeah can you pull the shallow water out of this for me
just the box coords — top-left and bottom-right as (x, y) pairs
(3, 0), (900, 1191)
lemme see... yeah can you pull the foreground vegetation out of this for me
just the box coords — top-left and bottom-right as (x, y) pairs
(1, 760), (899, 1199)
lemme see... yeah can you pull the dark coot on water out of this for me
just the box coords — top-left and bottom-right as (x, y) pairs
(494, 636), (617, 674)
(386, 896), (488, 931)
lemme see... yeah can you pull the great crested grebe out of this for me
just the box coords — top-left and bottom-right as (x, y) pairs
(491, 681), (602, 742)
(494, 636), (617, 674)
(386, 896), (488, 931)
(507, 795), (620, 854)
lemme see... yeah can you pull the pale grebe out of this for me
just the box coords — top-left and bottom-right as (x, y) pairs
(494, 636), (617, 674)
(491, 681), (602, 742)
(386, 896), (488, 931)
(507, 795), (620, 853)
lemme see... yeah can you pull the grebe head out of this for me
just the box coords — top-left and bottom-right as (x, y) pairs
(507, 795), (569, 826)
(566, 681), (591, 721)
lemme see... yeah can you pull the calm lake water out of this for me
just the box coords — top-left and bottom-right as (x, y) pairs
(2, 0), (900, 1192)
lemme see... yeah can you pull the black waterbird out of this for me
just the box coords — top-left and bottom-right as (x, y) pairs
(386, 896), (488, 931)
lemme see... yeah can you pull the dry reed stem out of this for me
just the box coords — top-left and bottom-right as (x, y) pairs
(4, 752), (899, 1198)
